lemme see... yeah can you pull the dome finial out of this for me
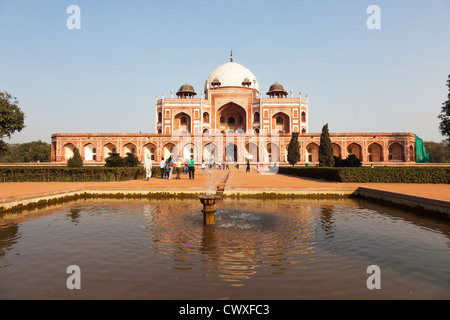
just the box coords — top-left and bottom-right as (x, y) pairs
(230, 50), (233, 62)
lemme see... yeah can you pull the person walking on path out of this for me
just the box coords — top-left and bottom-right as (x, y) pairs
(246, 159), (250, 172)
(168, 156), (174, 180)
(144, 155), (153, 181)
(159, 158), (165, 179)
(176, 157), (182, 179)
(225, 161), (229, 170)
(188, 156), (195, 179)
(184, 160), (189, 175)
(201, 160), (206, 175)
(209, 158), (214, 169)
(256, 161), (261, 173)
(164, 157), (170, 178)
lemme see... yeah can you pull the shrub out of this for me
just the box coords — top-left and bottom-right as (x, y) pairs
(123, 152), (140, 167)
(67, 148), (83, 167)
(0, 166), (161, 182)
(334, 154), (362, 167)
(278, 166), (450, 184)
(105, 152), (125, 167)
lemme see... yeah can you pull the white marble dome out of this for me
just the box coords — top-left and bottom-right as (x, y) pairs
(204, 61), (259, 92)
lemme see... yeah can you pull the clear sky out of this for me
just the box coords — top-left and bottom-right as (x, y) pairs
(1, 0), (449, 144)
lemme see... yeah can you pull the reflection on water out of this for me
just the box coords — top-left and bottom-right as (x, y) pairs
(0, 198), (449, 299)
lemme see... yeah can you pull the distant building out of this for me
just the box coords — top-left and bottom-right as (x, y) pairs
(51, 53), (419, 164)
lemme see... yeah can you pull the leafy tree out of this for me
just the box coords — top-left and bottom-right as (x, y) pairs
(318, 123), (335, 167)
(424, 140), (450, 163)
(105, 152), (125, 167)
(0, 140), (51, 163)
(0, 91), (25, 146)
(438, 74), (450, 141)
(67, 148), (83, 167)
(287, 132), (300, 166)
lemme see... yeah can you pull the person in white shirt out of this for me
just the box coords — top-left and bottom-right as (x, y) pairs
(159, 158), (165, 179)
(201, 160), (206, 175)
(144, 155), (153, 181)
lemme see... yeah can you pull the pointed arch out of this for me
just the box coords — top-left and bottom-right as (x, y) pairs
(368, 142), (383, 162)
(389, 142), (405, 161)
(347, 142), (362, 160)
(306, 143), (319, 162)
(103, 143), (117, 160)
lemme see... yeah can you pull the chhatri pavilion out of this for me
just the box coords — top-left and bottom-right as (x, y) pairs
(51, 53), (424, 165)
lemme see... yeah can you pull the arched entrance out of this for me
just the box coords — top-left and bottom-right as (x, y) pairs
(306, 143), (319, 162)
(224, 143), (238, 162)
(143, 143), (157, 161)
(174, 112), (191, 134)
(389, 142), (404, 161)
(347, 143), (362, 160)
(332, 143), (341, 159)
(103, 143), (117, 160)
(203, 143), (219, 163)
(265, 143), (279, 163)
(368, 143), (383, 162)
(245, 143), (259, 163)
(163, 143), (178, 160)
(123, 143), (137, 156)
(63, 143), (76, 161)
(272, 112), (290, 133)
(183, 143), (198, 161)
(217, 102), (246, 133)
(84, 143), (97, 161)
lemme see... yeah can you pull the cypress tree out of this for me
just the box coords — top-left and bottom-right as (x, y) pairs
(67, 148), (83, 167)
(319, 123), (335, 167)
(438, 74), (450, 141)
(287, 132), (300, 166)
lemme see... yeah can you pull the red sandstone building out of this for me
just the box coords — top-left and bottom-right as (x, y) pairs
(51, 54), (420, 165)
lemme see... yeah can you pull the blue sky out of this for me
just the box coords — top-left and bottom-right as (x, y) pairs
(1, 0), (449, 143)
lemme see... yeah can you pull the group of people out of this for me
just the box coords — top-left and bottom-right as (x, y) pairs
(159, 156), (196, 180)
(142, 155), (264, 181)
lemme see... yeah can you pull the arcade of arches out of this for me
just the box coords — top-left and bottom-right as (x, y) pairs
(55, 133), (416, 164)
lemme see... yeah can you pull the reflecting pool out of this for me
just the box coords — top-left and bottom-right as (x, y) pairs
(0, 198), (449, 299)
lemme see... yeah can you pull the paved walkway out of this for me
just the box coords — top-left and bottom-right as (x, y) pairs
(0, 168), (449, 204)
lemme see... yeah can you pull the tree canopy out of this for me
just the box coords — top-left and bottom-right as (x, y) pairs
(438, 74), (450, 141)
(0, 91), (25, 140)
(318, 123), (335, 167)
(424, 140), (450, 163)
(0, 140), (51, 163)
(287, 132), (300, 166)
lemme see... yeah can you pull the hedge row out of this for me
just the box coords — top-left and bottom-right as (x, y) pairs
(278, 166), (450, 184)
(0, 166), (162, 182)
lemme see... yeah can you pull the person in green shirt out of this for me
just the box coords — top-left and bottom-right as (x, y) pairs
(188, 156), (195, 180)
